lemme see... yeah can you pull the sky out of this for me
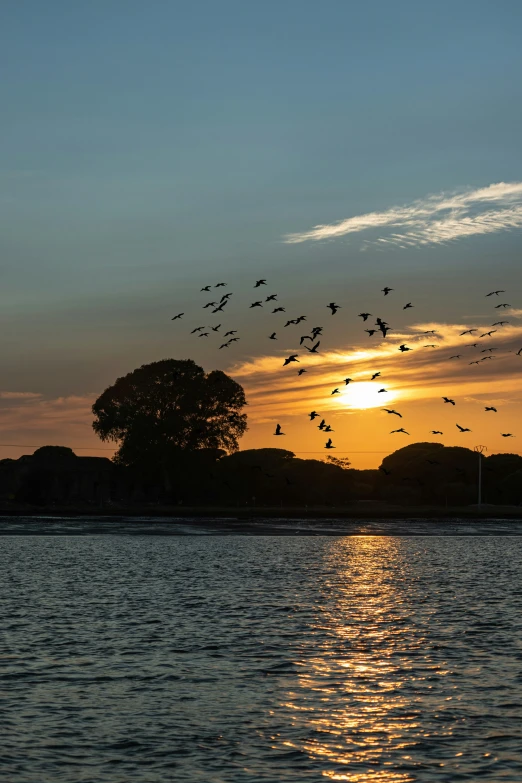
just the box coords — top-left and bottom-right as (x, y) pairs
(1, 0), (521, 468)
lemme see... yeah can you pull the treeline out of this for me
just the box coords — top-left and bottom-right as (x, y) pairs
(1, 442), (521, 507)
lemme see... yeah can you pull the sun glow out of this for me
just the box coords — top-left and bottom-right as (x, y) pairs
(337, 381), (399, 410)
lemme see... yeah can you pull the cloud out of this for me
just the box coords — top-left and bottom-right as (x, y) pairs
(0, 391), (42, 400)
(230, 320), (522, 421)
(283, 181), (522, 248)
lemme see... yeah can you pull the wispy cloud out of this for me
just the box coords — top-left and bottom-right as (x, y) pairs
(284, 182), (522, 248)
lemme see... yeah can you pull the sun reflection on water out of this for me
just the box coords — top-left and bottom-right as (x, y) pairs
(279, 537), (435, 782)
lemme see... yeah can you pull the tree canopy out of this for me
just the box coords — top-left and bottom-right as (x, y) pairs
(92, 359), (247, 467)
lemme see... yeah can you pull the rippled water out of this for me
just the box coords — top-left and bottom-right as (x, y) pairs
(2, 532), (522, 781)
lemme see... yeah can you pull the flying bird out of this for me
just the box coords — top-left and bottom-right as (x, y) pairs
(300, 335), (312, 345)
(494, 303), (511, 308)
(215, 282), (227, 287)
(283, 354), (299, 366)
(325, 438), (335, 449)
(200, 285), (211, 292)
(228, 337), (240, 343)
(224, 330), (237, 336)
(269, 333), (277, 340)
(171, 313), (184, 320)
(382, 287), (393, 295)
(358, 313), (371, 321)
(431, 430), (443, 435)
(211, 324), (221, 332)
(442, 397), (455, 405)
(219, 343), (230, 349)
(391, 428), (409, 434)
(305, 341), (320, 353)
(198, 332), (209, 337)
(284, 319), (297, 327)
(486, 290), (505, 296)
(456, 424), (471, 432)
(212, 302), (227, 313)
(327, 302), (341, 314)
(250, 301), (263, 308)
(274, 424), (284, 436)
(383, 409), (402, 417)
(273, 307), (285, 313)
(480, 330), (496, 337)
(425, 344), (438, 348)
(309, 411), (320, 420)
(449, 355), (462, 359)
(460, 329), (477, 335)
(331, 388), (341, 395)
(423, 330), (437, 335)
(379, 323), (391, 337)
(377, 388), (387, 393)
(398, 344), (412, 352)
(365, 329), (377, 336)
(254, 279), (267, 287)
(403, 302), (414, 310)
(344, 378), (353, 385)
(203, 301), (217, 308)
(371, 372), (381, 380)
(265, 294), (277, 301)
(485, 406), (497, 412)
(191, 326), (205, 333)
(317, 419), (326, 430)
(517, 348), (522, 356)
(501, 433), (515, 437)
(492, 321), (508, 326)
(297, 369), (307, 376)
(324, 425), (334, 432)
(469, 360), (481, 365)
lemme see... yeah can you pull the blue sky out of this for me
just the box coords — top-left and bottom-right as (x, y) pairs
(1, 1), (521, 461)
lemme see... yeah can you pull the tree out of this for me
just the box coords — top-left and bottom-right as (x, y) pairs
(92, 359), (247, 468)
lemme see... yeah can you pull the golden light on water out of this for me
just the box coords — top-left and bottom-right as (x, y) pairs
(337, 382), (399, 410)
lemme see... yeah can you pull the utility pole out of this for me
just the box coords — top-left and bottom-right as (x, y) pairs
(474, 446), (487, 508)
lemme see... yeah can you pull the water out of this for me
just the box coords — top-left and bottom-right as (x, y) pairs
(2, 528), (522, 781)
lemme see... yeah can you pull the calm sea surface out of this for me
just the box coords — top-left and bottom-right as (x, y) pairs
(2, 525), (522, 781)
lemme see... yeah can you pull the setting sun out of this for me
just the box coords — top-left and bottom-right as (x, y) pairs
(337, 382), (399, 410)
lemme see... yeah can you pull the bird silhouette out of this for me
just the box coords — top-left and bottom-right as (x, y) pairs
(212, 303), (227, 313)
(328, 303), (341, 314)
(456, 424), (471, 432)
(284, 319), (297, 327)
(283, 354), (299, 366)
(442, 397), (455, 405)
(201, 285), (211, 292)
(250, 301), (263, 308)
(431, 430), (443, 435)
(481, 348), (497, 353)
(305, 341), (320, 353)
(492, 321), (508, 326)
(469, 360), (481, 365)
(273, 307), (285, 313)
(228, 337), (240, 343)
(365, 329), (377, 336)
(219, 343), (230, 349)
(371, 372), (381, 380)
(199, 332), (209, 337)
(425, 344), (438, 348)
(311, 326), (323, 336)
(486, 290), (505, 296)
(274, 424), (284, 435)
(383, 409), (402, 417)
(331, 388), (341, 395)
(423, 330), (437, 335)
(382, 287), (393, 295)
(171, 313), (184, 320)
(379, 323), (391, 337)
(254, 279), (267, 287)
(269, 332), (277, 340)
(485, 406), (497, 412)
(517, 348), (522, 356)
(317, 419), (326, 430)
(215, 282), (227, 287)
(224, 330), (237, 337)
(449, 355), (462, 359)
(467, 343), (479, 348)
(403, 302), (414, 310)
(203, 301), (217, 308)
(460, 329), (477, 335)
(211, 324), (221, 332)
(501, 433), (514, 437)
(191, 326), (205, 333)
(377, 388), (387, 393)
(494, 303), (511, 308)
(294, 315), (307, 324)
(220, 292), (233, 300)
(398, 344), (412, 352)
(344, 378), (353, 385)
(358, 312), (371, 321)
(297, 368), (307, 376)
(324, 424), (334, 432)
(480, 330), (496, 337)
(309, 411), (319, 420)
(391, 428), (409, 434)
(300, 335), (312, 345)
(325, 438), (335, 449)
(265, 294), (277, 301)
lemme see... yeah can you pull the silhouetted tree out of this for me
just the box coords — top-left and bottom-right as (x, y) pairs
(92, 359), (247, 470)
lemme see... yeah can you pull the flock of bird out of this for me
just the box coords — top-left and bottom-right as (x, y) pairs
(172, 283), (520, 451)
